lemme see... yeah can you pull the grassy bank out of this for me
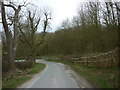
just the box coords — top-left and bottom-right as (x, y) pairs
(46, 59), (118, 88)
(2, 63), (45, 88)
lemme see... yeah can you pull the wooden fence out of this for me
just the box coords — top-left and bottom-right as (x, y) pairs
(63, 48), (118, 67)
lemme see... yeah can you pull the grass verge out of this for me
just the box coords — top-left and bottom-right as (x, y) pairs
(46, 59), (118, 88)
(2, 63), (45, 88)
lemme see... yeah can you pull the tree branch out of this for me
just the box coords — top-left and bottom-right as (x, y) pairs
(4, 4), (16, 11)
(35, 18), (41, 31)
(35, 12), (51, 50)
(1, 2), (10, 38)
(18, 24), (32, 48)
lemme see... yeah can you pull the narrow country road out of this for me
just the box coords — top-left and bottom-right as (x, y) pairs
(19, 60), (79, 88)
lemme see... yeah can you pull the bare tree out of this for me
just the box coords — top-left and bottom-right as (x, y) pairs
(60, 18), (71, 29)
(102, 1), (118, 28)
(19, 8), (51, 63)
(76, 5), (87, 29)
(1, 1), (26, 72)
(86, 2), (100, 28)
(114, 2), (120, 26)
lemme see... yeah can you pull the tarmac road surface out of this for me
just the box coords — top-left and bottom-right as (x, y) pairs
(19, 60), (79, 88)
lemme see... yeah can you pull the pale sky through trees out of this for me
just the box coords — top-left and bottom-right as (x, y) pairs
(24, 0), (119, 32)
(0, 0), (84, 32)
(26, 0), (83, 32)
(0, 0), (119, 32)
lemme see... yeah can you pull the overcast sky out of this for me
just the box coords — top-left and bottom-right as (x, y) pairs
(0, 0), (84, 32)
(0, 0), (119, 32)
(23, 0), (119, 32)
(29, 0), (84, 32)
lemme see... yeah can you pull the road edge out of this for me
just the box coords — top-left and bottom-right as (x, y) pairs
(62, 64), (95, 88)
(17, 62), (48, 88)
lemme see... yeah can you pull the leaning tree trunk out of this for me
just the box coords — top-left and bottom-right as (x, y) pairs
(1, 2), (15, 72)
(1, 1), (21, 72)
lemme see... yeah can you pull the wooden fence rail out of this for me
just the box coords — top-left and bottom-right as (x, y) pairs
(66, 48), (118, 67)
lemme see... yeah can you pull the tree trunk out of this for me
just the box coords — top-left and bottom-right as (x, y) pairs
(1, 2), (15, 72)
(1, 1), (21, 72)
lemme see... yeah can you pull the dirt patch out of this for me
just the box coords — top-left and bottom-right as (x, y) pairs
(63, 64), (95, 88)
